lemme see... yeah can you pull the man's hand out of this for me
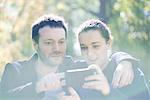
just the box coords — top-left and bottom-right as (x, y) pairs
(112, 61), (134, 88)
(82, 64), (110, 95)
(36, 72), (62, 93)
(58, 87), (80, 100)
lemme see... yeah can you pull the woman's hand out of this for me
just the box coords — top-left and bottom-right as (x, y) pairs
(58, 87), (80, 100)
(82, 64), (110, 95)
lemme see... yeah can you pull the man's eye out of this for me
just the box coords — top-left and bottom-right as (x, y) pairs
(93, 45), (100, 48)
(44, 42), (52, 45)
(59, 41), (65, 44)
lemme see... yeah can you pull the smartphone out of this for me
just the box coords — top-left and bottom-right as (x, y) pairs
(64, 67), (95, 88)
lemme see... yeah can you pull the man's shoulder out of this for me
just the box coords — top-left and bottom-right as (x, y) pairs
(4, 54), (37, 74)
(4, 60), (30, 75)
(111, 51), (139, 64)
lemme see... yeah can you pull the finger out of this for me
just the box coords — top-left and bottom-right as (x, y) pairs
(88, 64), (102, 74)
(118, 72), (129, 88)
(124, 73), (132, 87)
(68, 87), (76, 95)
(112, 70), (122, 88)
(58, 91), (67, 100)
(58, 91), (65, 96)
(119, 66), (134, 88)
(68, 87), (79, 97)
(83, 81), (108, 90)
(88, 64), (106, 81)
(46, 73), (61, 84)
(82, 81), (100, 89)
(44, 76), (61, 90)
(124, 72), (133, 87)
(85, 74), (101, 81)
(129, 69), (134, 85)
(37, 81), (47, 92)
(123, 71), (134, 87)
(43, 73), (55, 82)
(45, 82), (61, 90)
(119, 68), (134, 88)
(48, 73), (59, 80)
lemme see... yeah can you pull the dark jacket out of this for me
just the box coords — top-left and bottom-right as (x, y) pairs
(0, 53), (75, 100)
(0, 52), (146, 100)
(73, 56), (150, 100)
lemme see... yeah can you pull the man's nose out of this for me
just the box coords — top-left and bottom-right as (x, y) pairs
(53, 43), (60, 51)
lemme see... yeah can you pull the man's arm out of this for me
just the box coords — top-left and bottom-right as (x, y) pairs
(0, 63), (37, 99)
(1, 63), (20, 97)
(111, 52), (139, 88)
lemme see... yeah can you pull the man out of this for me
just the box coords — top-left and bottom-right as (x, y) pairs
(0, 14), (137, 100)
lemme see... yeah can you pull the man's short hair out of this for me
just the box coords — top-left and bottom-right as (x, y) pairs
(31, 14), (68, 43)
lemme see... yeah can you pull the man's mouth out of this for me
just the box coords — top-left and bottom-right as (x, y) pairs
(51, 54), (63, 57)
(51, 55), (61, 57)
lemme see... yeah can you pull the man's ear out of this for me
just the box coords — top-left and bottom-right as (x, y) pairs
(32, 40), (38, 51)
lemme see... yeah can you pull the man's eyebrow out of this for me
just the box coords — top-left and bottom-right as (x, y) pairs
(43, 39), (53, 41)
(91, 42), (100, 45)
(59, 38), (65, 41)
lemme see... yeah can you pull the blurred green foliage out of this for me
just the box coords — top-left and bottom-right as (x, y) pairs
(0, 0), (150, 85)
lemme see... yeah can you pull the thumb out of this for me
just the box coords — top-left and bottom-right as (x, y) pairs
(88, 64), (102, 74)
(68, 87), (79, 96)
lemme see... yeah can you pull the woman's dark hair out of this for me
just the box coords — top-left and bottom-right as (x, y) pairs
(77, 19), (113, 42)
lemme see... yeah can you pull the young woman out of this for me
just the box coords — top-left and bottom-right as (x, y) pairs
(76, 19), (150, 100)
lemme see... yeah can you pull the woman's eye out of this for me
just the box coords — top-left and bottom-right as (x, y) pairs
(81, 46), (87, 50)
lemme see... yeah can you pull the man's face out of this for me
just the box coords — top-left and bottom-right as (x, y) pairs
(79, 30), (111, 69)
(35, 26), (66, 67)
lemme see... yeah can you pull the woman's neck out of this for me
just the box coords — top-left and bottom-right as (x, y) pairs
(101, 60), (109, 71)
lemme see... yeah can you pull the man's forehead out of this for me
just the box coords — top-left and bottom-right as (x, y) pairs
(39, 27), (66, 38)
(42, 38), (65, 41)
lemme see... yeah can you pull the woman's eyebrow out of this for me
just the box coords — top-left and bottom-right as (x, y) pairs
(80, 44), (86, 46)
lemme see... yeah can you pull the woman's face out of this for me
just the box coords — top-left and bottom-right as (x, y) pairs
(79, 30), (112, 69)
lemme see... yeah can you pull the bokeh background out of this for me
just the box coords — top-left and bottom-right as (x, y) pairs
(0, 0), (150, 86)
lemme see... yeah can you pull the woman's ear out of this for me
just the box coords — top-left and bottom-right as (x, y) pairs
(107, 39), (112, 58)
(107, 39), (112, 49)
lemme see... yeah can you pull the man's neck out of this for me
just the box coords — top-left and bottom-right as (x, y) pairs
(36, 58), (58, 79)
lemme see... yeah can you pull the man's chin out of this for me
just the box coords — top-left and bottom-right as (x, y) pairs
(46, 61), (61, 67)
(50, 59), (63, 66)
(50, 56), (64, 60)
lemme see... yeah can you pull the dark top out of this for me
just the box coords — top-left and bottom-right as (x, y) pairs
(73, 58), (150, 100)
(0, 52), (148, 100)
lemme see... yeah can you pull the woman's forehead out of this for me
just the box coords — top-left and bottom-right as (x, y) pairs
(79, 30), (106, 44)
